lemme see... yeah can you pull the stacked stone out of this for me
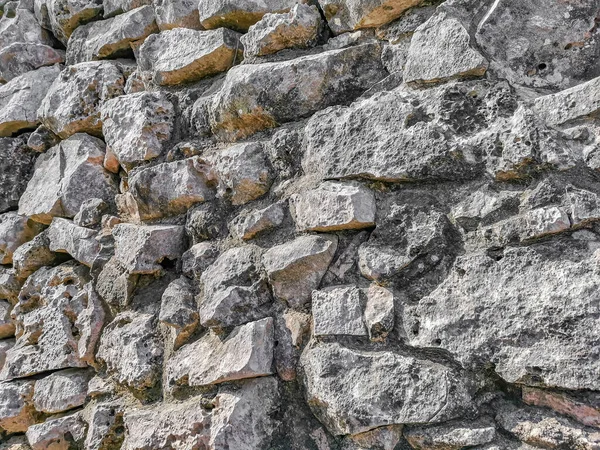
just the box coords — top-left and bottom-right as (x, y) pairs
(0, 0), (600, 448)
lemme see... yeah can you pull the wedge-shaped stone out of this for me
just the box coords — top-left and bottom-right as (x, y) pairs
(1, 262), (104, 380)
(47, 218), (102, 268)
(138, 27), (242, 86)
(18, 134), (118, 225)
(229, 203), (285, 240)
(241, 4), (321, 57)
(167, 317), (274, 388)
(300, 342), (473, 435)
(319, 0), (422, 34)
(66, 5), (158, 64)
(210, 43), (386, 140)
(0, 379), (38, 433)
(26, 412), (87, 450)
(199, 246), (271, 328)
(0, 43), (64, 83)
(0, 65), (60, 137)
(198, 0), (296, 31)
(262, 235), (337, 308)
(291, 181), (376, 232)
(112, 223), (186, 274)
(0, 267), (22, 304)
(34, 0), (103, 45)
(404, 419), (497, 450)
(128, 157), (216, 220)
(404, 13), (488, 84)
(0, 213), (44, 265)
(0, 136), (36, 214)
(96, 312), (163, 391)
(403, 242), (600, 391)
(84, 400), (126, 450)
(32, 368), (92, 413)
(101, 91), (174, 171)
(312, 286), (367, 337)
(0, 6), (54, 49)
(153, 0), (201, 30)
(38, 61), (126, 139)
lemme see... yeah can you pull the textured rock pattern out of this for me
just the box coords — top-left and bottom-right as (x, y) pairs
(0, 0), (599, 448)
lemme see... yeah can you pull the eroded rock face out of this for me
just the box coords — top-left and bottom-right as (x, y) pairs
(34, 0), (103, 45)
(0, 212), (43, 265)
(32, 368), (92, 413)
(0, 43), (64, 83)
(0, 136), (36, 214)
(404, 419), (497, 450)
(25, 412), (88, 450)
(198, 0), (297, 31)
(153, 0), (201, 30)
(0, 379), (38, 433)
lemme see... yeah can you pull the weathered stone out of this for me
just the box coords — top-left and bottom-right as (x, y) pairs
(12, 231), (64, 280)
(198, 0), (296, 31)
(273, 309), (310, 381)
(0, 268), (22, 304)
(127, 156), (216, 220)
(450, 189), (520, 232)
(404, 12), (488, 84)
(101, 91), (174, 171)
(0, 300), (14, 339)
(112, 223), (186, 274)
(290, 181), (376, 232)
(375, 5), (434, 42)
(209, 142), (273, 205)
(199, 246), (271, 329)
(0, 136), (36, 213)
(347, 424), (404, 450)
(159, 277), (198, 349)
(312, 286), (366, 337)
(84, 400), (126, 450)
(103, 0), (151, 17)
(403, 243), (600, 390)
(300, 341), (473, 435)
(167, 317), (274, 388)
(186, 202), (229, 244)
(0, 212), (44, 264)
(138, 27), (243, 86)
(0, 6), (54, 50)
(522, 387), (600, 429)
(363, 284), (394, 341)
(26, 125), (60, 153)
(38, 61), (126, 139)
(181, 242), (219, 279)
(210, 43), (387, 140)
(34, 0), (103, 44)
(73, 198), (108, 228)
(0, 65), (60, 137)
(66, 5), (158, 65)
(241, 4), (321, 58)
(0, 339), (15, 371)
(47, 218), (102, 268)
(0, 435), (30, 450)
(567, 187), (600, 227)
(404, 419), (497, 450)
(18, 133), (118, 225)
(25, 412), (87, 450)
(96, 312), (162, 391)
(0, 43), (64, 83)
(153, 0), (201, 30)
(32, 368), (92, 414)
(262, 235), (338, 308)
(1, 263), (104, 380)
(229, 203), (285, 240)
(0, 379), (38, 433)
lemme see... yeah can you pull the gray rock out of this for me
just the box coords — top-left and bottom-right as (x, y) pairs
(38, 61), (126, 139)
(273, 309), (310, 381)
(26, 125), (60, 153)
(185, 201), (229, 244)
(181, 242), (219, 279)
(47, 218), (101, 267)
(241, 4), (321, 58)
(404, 12), (488, 85)
(83, 400), (126, 450)
(229, 203), (285, 240)
(127, 156), (216, 220)
(112, 223), (186, 274)
(18, 133), (118, 225)
(0, 379), (38, 433)
(26, 412), (87, 450)
(96, 312), (163, 391)
(73, 198), (108, 227)
(166, 317), (274, 388)
(346, 425), (403, 450)
(300, 341), (473, 435)
(198, 0), (296, 31)
(0, 5), (53, 49)
(363, 284), (394, 341)
(0, 65), (60, 137)
(209, 142), (273, 205)
(103, 0), (151, 17)
(0, 212), (44, 264)
(0, 300), (14, 339)
(153, 0), (201, 30)
(0, 339), (15, 371)
(404, 419), (497, 450)
(0, 43), (64, 83)
(0, 136), (36, 213)
(262, 235), (338, 308)
(159, 277), (198, 349)
(290, 181), (376, 232)
(210, 43), (387, 140)
(34, 0), (103, 45)
(403, 243), (600, 390)
(199, 246), (271, 328)
(12, 231), (64, 280)
(66, 5), (158, 65)
(101, 91), (174, 172)
(312, 286), (367, 337)
(1, 264), (104, 380)
(0, 435), (30, 450)
(32, 368), (92, 413)
(375, 5), (435, 43)
(0, 267), (22, 304)
(450, 189), (520, 232)
(138, 27), (243, 86)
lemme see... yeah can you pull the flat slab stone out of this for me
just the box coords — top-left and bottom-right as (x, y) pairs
(47, 218), (102, 268)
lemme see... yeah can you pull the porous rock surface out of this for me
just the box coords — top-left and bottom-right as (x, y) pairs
(0, 0), (599, 448)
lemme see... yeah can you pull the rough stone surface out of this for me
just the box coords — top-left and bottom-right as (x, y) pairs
(363, 284), (394, 341)
(0, 379), (38, 433)
(159, 277), (198, 348)
(32, 368), (92, 413)
(198, 0), (297, 31)
(34, 0), (103, 45)
(153, 0), (201, 30)
(47, 217), (102, 267)
(0, 136), (36, 214)
(0, 212), (43, 264)
(0, 43), (64, 83)
(312, 286), (367, 337)
(25, 412), (87, 450)
(404, 419), (497, 450)
(229, 202), (285, 240)
(103, 0), (151, 17)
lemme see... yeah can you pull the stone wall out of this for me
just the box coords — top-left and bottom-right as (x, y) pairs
(0, 0), (599, 448)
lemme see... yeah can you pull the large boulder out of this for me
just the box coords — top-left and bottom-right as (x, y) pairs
(209, 43), (387, 140)
(18, 133), (118, 225)
(38, 61), (126, 139)
(0, 136), (36, 214)
(33, 0), (103, 45)
(198, 0), (296, 31)
(0, 65), (61, 137)
(0, 43), (64, 83)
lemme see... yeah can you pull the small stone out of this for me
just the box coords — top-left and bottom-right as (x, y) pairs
(0, 65), (60, 137)
(18, 133), (118, 225)
(0, 267), (21, 304)
(0, 300), (14, 339)
(26, 125), (60, 153)
(241, 4), (321, 58)
(32, 368), (92, 414)
(0, 212), (44, 264)
(159, 277), (199, 349)
(273, 309), (310, 380)
(375, 6), (435, 43)
(73, 198), (108, 227)
(138, 27), (243, 86)
(185, 202), (228, 244)
(83, 400), (126, 450)
(263, 235), (338, 308)
(25, 412), (87, 450)
(312, 286), (367, 337)
(0, 6), (54, 49)
(181, 242), (219, 279)
(198, 0), (296, 31)
(153, 0), (201, 30)
(0, 435), (29, 450)
(348, 425), (404, 450)
(450, 189), (520, 232)
(290, 181), (376, 232)
(567, 187), (600, 227)
(166, 317), (274, 388)
(33, 0), (103, 45)
(522, 387), (600, 429)
(38, 61), (126, 139)
(404, 419), (496, 450)
(112, 223), (186, 274)
(12, 231), (65, 280)
(229, 203), (285, 240)
(103, 0), (151, 17)
(0, 43), (64, 83)
(0, 135), (36, 213)
(0, 379), (38, 433)
(101, 91), (174, 171)
(0, 339), (15, 371)
(66, 5), (158, 65)
(47, 218), (102, 268)
(363, 284), (394, 341)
